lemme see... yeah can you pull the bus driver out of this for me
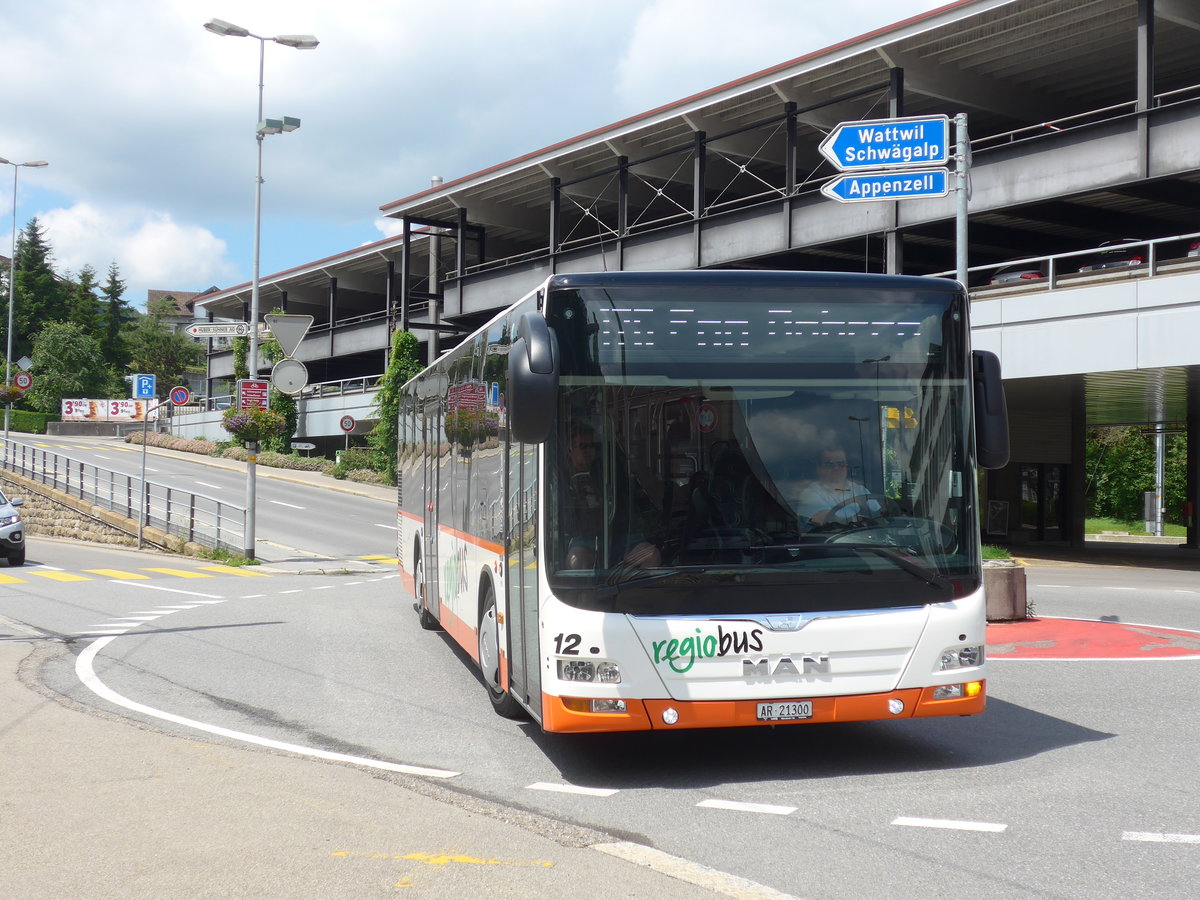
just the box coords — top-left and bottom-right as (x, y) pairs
(797, 445), (883, 527)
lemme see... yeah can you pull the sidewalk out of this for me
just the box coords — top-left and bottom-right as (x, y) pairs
(0, 638), (769, 900)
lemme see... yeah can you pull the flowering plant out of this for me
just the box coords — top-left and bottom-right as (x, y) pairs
(0, 385), (22, 404)
(221, 406), (288, 443)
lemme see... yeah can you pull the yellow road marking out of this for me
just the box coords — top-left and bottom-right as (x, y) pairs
(30, 571), (92, 582)
(0, 573), (27, 584)
(360, 555), (392, 560)
(142, 568), (213, 579)
(85, 569), (150, 580)
(198, 565), (270, 577)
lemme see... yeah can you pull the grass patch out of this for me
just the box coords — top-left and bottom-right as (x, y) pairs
(1085, 517), (1185, 537)
(195, 546), (259, 566)
(981, 544), (1012, 560)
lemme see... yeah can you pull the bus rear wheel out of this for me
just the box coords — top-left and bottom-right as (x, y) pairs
(414, 553), (440, 631)
(478, 585), (525, 720)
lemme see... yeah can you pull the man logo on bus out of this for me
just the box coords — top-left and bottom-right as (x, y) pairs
(743, 655), (832, 678)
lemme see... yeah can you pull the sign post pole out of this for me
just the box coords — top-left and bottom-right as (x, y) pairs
(955, 112), (970, 288)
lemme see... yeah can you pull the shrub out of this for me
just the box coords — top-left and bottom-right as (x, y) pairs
(222, 407), (288, 444)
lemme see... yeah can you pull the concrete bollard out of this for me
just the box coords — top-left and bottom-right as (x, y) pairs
(984, 561), (1028, 621)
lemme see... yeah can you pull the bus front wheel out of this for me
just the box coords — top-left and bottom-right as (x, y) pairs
(478, 584), (525, 720)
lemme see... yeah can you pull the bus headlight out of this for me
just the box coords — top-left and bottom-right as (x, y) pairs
(558, 659), (622, 684)
(933, 681), (984, 700)
(937, 645), (983, 671)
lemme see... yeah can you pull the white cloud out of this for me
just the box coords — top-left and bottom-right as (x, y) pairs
(38, 203), (238, 302)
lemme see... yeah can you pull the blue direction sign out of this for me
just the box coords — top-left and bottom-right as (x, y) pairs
(821, 168), (950, 204)
(819, 115), (950, 171)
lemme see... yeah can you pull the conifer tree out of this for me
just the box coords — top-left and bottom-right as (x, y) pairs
(1, 217), (68, 361)
(100, 260), (135, 369)
(71, 264), (103, 336)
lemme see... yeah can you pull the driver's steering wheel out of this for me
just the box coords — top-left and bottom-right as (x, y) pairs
(824, 492), (895, 524)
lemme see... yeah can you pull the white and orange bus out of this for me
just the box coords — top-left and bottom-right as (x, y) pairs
(397, 270), (1008, 733)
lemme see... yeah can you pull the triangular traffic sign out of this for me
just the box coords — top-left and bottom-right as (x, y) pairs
(264, 314), (313, 357)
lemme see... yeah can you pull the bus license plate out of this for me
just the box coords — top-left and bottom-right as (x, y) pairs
(756, 701), (813, 721)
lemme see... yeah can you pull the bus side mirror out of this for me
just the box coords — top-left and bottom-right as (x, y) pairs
(507, 312), (559, 444)
(972, 349), (1009, 470)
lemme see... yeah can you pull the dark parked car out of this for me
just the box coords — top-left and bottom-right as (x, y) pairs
(1077, 239), (1145, 272)
(988, 260), (1048, 285)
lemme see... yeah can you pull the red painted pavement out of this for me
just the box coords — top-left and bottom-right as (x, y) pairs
(987, 616), (1200, 660)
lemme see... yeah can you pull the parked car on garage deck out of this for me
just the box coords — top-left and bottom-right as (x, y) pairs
(1077, 239), (1145, 272)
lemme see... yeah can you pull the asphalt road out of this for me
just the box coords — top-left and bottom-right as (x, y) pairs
(8, 433), (398, 561)
(5, 531), (1199, 899)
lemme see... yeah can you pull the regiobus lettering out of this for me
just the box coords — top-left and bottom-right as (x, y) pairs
(396, 271), (1008, 734)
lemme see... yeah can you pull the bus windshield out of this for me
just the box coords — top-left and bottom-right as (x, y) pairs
(544, 281), (977, 616)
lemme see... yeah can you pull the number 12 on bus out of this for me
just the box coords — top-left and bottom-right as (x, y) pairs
(397, 270), (1009, 733)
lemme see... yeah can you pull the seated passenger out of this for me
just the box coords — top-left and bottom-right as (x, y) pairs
(561, 422), (661, 570)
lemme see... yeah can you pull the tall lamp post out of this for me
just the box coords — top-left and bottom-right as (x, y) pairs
(203, 18), (317, 379)
(204, 19), (316, 560)
(1, 157), (48, 458)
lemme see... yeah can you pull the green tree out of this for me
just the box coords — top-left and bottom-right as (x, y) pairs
(100, 261), (135, 369)
(257, 320), (297, 453)
(1086, 426), (1188, 523)
(70, 264), (103, 335)
(1, 217), (69, 361)
(122, 299), (204, 390)
(24, 321), (120, 414)
(368, 329), (423, 483)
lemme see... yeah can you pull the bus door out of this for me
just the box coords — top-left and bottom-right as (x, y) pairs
(505, 440), (541, 717)
(421, 396), (441, 613)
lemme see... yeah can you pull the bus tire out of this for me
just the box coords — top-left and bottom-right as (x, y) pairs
(478, 583), (525, 720)
(414, 551), (441, 631)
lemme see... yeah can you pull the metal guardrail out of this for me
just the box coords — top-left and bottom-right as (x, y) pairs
(189, 373), (383, 414)
(933, 230), (1200, 289)
(3, 443), (245, 552)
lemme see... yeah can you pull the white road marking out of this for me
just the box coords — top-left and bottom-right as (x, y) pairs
(593, 843), (801, 900)
(279, 590), (303, 595)
(114, 581), (223, 600)
(240, 594), (266, 599)
(195, 481), (221, 490)
(121, 616), (163, 621)
(698, 799), (796, 816)
(75, 637), (460, 780)
(1104, 587), (1137, 591)
(1122, 831), (1200, 844)
(526, 782), (618, 797)
(374, 523), (398, 530)
(269, 500), (305, 509)
(893, 816), (1007, 832)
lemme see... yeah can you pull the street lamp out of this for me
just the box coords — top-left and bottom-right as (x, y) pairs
(204, 20), (316, 561)
(203, 18), (317, 379)
(1, 156), (48, 457)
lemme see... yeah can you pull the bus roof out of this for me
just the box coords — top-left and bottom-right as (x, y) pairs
(545, 270), (962, 293)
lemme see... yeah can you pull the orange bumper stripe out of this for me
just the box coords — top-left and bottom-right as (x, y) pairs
(540, 682), (985, 733)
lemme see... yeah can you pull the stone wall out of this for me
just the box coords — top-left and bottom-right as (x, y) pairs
(1, 471), (201, 555)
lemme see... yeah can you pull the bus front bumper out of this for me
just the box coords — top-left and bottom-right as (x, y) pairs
(541, 681), (986, 733)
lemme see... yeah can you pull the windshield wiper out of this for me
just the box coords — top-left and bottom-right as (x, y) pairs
(840, 545), (950, 590)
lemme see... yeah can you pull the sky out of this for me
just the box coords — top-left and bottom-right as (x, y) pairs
(2, 0), (950, 309)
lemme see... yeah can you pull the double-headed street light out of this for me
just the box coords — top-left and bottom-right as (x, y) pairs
(203, 18), (317, 380)
(1, 156), (48, 457)
(204, 19), (316, 561)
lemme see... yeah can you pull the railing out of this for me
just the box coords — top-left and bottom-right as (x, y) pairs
(3, 443), (245, 552)
(932, 231), (1200, 290)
